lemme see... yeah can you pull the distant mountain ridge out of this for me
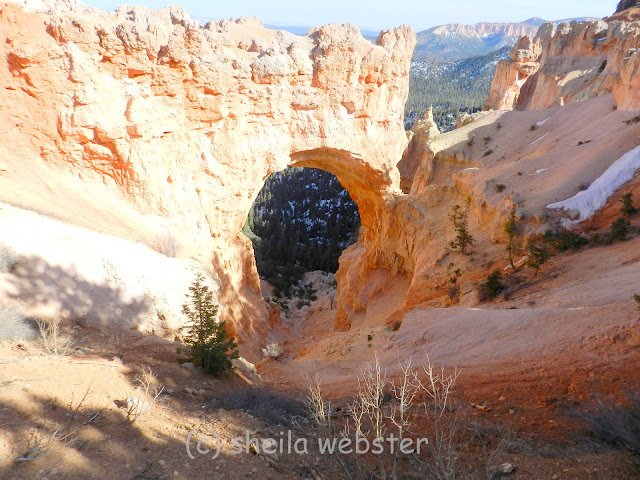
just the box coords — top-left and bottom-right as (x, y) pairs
(413, 17), (597, 61)
(414, 22), (536, 61)
(260, 18), (599, 61)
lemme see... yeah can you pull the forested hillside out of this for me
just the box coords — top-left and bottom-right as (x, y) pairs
(244, 168), (360, 296)
(405, 46), (510, 131)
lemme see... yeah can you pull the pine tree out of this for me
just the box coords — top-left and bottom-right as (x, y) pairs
(528, 243), (552, 276)
(634, 294), (640, 313)
(178, 273), (238, 376)
(620, 192), (637, 217)
(245, 167), (360, 297)
(611, 217), (631, 241)
(449, 196), (475, 255)
(504, 205), (519, 269)
(482, 270), (504, 299)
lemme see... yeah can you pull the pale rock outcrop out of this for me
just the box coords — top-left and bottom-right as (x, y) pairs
(486, 16), (640, 111)
(412, 106), (440, 139)
(0, 1), (415, 344)
(397, 107), (439, 193)
(456, 110), (494, 128)
(485, 35), (542, 110)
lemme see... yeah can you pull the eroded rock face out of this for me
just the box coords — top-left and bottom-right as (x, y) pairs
(0, 1), (415, 342)
(486, 18), (640, 111)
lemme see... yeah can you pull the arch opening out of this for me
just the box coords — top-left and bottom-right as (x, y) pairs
(243, 166), (361, 300)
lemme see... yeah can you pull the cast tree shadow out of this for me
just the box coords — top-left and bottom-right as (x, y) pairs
(4, 254), (157, 330)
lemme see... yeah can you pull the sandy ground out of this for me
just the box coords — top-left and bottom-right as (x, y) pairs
(1, 310), (638, 480)
(257, 216), (640, 478)
(0, 215), (639, 479)
(0, 322), (344, 480)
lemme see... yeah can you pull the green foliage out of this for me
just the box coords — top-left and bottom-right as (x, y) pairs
(611, 217), (631, 241)
(495, 184), (506, 193)
(542, 229), (588, 252)
(405, 47), (509, 131)
(527, 243), (552, 276)
(301, 283), (318, 301)
(482, 270), (504, 299)
(449, 267), (462, 284)
(624, 114), (640, 125)
(504, 206), (519, 269)
(529, 124), (538, 132)
(267, 297), (289, 312)
(244, 167), (360, 297)
(449, 196), (475, 255)
(634, 294), (640, 313)
(178, 274), (238, 376)
(620, 193), (637, 217)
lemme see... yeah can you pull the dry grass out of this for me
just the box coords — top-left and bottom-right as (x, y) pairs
(36, 317), (70, 356)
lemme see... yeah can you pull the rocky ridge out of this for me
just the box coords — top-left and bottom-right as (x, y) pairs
(486, 16), (640, 111)
(414, 21), (539, 61)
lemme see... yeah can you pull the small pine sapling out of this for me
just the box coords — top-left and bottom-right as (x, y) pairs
(610, 217), (631, 241)
(504, 205), (520, 269)
(527, 242), (552, 276)
(178, 273), (238, 376)
(449, 196), (475, 255)
(483, 270), (504, 299)
(449, 268), (462, 284)
(620, 192), (637, 217)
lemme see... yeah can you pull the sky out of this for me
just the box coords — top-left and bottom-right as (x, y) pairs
(83, 0), (620, 32)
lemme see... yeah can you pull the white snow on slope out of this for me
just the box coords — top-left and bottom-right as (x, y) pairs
(529, 168), (548, 176)
(528, 131), (549, 147)
(536, 117), (551, 127)
(547, 145), (640, 221)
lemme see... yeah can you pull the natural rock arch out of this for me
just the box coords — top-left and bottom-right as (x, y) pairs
(0, 2), (416, 346)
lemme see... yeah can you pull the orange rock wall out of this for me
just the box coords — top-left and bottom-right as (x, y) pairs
(0, 1), (415, 340)
(486, 19), (640, 111)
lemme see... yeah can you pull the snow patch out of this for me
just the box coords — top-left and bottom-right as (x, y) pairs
(536, 117), (551, 127)
(527, 131), (549, 147)
(529, 168), (548, 176)
(547, 145), (640, 221)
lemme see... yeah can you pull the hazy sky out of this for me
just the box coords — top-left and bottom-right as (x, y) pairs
(83, 0), (620, 32)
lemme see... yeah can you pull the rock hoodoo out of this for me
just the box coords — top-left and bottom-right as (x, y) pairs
(486, 17), (640, 111)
